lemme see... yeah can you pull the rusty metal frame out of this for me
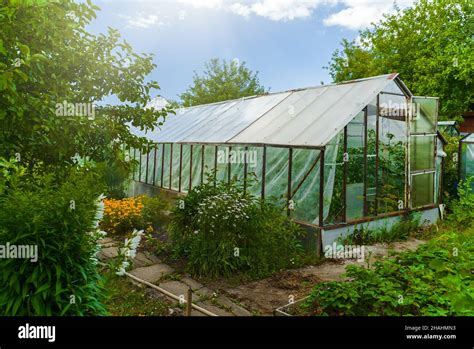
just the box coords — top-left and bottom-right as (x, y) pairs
(178, 144), (183, 192)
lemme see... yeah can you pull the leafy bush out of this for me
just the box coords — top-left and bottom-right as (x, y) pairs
(141, 195), (171, 230)
(341, 213), (421, 245)
(302, 230), (474, 316)
(447, 176), (474, 228)
(0, 161), (106, 315)
(169, 179), (305, 278)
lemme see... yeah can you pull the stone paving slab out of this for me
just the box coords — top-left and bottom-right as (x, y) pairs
(132, 252), (159, 268)
(215, 295), (252, 316)
(98, 246), (119, 260)
(129, 264), (174, 283)
(157, 281), (192, 298)
(196, 302), (234, 317)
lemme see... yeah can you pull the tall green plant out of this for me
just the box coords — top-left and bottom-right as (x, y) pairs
(0, 160), (107, 315)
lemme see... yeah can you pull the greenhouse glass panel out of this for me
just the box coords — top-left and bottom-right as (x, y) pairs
(460, 141), (474, 191)
(346, 112), (365, 221)
(146, 147), (155, 185)
(191, 145), (203, 189)
(411, 172), (434, 207)
(171, 145), (181, 191)
(378, 96), (407, 213)
(131, 148), (139, 181)
(215, 145), (229, 183)
(265, 146), (289, 208)
(203, 145), (216, 184)
(154, 144), (162, 187)
(323, 130), (344, 224)
(181, 144), (191, 192)
(230, 146), (245, 183)
(245, 146), (263, 196)
(140, 150), (147, 183)
(410, 136), (435, 171)
(162, 144), (171, 188)
(291, 149), (321, 224)
(411, 97), (437, 134)
(366, 107), (377, 216)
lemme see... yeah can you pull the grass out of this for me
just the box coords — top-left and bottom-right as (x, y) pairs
(103, 270), (170, 316)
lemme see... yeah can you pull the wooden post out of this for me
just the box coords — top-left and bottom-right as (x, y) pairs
(186, 288), (192, 317)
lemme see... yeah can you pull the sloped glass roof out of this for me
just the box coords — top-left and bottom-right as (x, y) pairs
(132, 73), (408, 148)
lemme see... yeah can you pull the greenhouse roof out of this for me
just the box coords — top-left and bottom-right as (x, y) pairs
(133, 73), (408, 148)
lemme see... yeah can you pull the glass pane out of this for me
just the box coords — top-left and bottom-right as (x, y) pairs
(230, 146), (245, 182)
(147, 146), (155, 185)
(265, 146), (288, 207)
(181, 144), (191, 192)
(323, 131), (344, 224)
(347, 112), (365, 221)
(162, 144), (171, 188)
(171, 144), (181, 191)
(191, 145), (203, 189)
(410, 136), (435, 171)
(140, 150), (147, 183)
(411, 97), (437, 134)
(412, 173), (434, 207)
(378, 102), (407, 213)
(154, 144), (162, 187)
(291, 149), (320, 224)
(203, 145), (215, 184)
(460, 143), (474, 192)
(246, 146), (263, 197)
(216, 145), (228, 183)
(366, 109), (377, 216)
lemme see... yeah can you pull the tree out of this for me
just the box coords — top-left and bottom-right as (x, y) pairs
(180, 58), (268, 107)
(0, 0), (171, 173)
(326, 0), (472, 119)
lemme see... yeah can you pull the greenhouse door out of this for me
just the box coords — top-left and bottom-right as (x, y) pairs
(408, 97), (438, 208)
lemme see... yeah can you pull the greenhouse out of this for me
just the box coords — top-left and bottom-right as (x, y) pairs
(459, 133), (474, 189)
(129, 73), (443, 246)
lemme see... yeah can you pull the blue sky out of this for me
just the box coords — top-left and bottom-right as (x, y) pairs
(87, 0), (414, 104)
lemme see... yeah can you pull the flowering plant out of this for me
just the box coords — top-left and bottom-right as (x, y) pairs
(116, 229), (144, 276)
(101, 196), (145, 235)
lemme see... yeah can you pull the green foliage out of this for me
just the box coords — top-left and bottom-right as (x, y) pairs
(447, 176), (474, 228)
(169, 177), (305, 278)
(341, 213), (421, 245)
(303, 229), (474, 316)
(179, 58), (268, 107)
(443, 134), (463, 203)
(0, 160), (106, 315)
(141, 195), (171, 230)
(0, 0), (171, 170)
(327, 0), (473, 119)
(103, 269), (169, 316)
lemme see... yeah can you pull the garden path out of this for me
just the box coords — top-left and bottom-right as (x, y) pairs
(98, 237), (252, 316)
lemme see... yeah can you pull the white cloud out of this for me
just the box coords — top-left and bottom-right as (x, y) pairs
(119, 13), (168, 29)
(177, 0), (415, 29)
(323, 0), (414, 30)
(178, 0), (225, 9)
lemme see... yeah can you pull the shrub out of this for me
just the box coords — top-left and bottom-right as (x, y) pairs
(169, 179), (305, 278)
(302, 229), (474, 316)
(447, 176), (474, 228)
(141, 195), (171, 230)
(0, 160), (107, 315)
